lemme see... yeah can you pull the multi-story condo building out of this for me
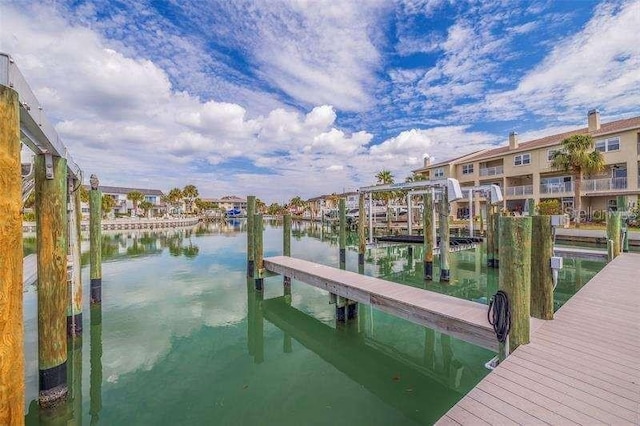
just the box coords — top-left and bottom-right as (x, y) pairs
(82, 185), (165, 218)
(413, 110), (640, 219)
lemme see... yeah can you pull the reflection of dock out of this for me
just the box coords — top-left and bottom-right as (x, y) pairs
(264, 256), (542, 351)
(437, 253), (640, 424)
(262, 296), (463, 425)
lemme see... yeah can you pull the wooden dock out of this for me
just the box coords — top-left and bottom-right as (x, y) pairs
(436, 252), (640, 425)
(554, 246), (608, 261)
(23, 254), (37, 286)
(263, 256), (541, 352)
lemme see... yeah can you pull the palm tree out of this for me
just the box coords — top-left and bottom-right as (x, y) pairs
(139, 200), (154, 217)
(182, 184), (199, 214)
(288, 196), (307, 216)
(126, 190), (145, 216)
(255, 198), (267, 214)
(375, 170), (395, 227)
(101, 194), (116, 219)
(550, 134), (605, 228)
(167, 188), (184, 214)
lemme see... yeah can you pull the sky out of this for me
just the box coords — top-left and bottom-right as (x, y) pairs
(1, 0), (639, 203)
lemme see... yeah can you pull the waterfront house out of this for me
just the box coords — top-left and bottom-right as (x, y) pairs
(82, 185), (165, 218)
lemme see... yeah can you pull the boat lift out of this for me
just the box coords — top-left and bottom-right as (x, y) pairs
(460, 185), (504, 235)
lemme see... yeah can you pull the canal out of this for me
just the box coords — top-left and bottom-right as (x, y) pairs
(23, 220), (605, 425)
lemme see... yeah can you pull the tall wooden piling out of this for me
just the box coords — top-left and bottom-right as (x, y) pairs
(618, 196), (629, 252)
(89, 304), (102, 424)
(339, 198), (346, 267)
(423, 192), (434, 280)
(439, 189), (450, 281)
(531, 216), (554, 320)
(0, 85), (24, 424)
(254, 213), (264, 290)
(498, 216), (532, 353)
(67, 179), (83, 336)
(89, 179), (102, 304)
(492, 208), (500, 267)
(247, 196), (256, 277)
(486, 205), (494, 267)
(35, 154), (69, 407)
(606, 212), (621, 261)
(283, 213), (292, 297)
(358, 193), (365, 266)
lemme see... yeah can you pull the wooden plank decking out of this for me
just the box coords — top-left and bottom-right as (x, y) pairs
(436, 252), (640, 425)
(264, 256), (540, 352)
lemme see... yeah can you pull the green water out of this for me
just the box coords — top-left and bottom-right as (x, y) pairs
(23, 221), (605, 425)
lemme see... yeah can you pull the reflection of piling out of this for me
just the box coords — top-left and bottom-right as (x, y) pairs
(606, 212), (621, 261)
(339, 198), (346, 267)
(439, 189), (450, 281)
(253, 291), (264, 364)
(358, 193), (365, 266)
(68, 336), (83, 425)
(423, 328), (435, 368)
(283, 214), (291, 296)
(0, 85), (24, 424)
(423, 192), (434, 280)
(531, 216), (554, 320)
(254, 213), (264, 290)
(247, 195), (255, 278)
(89, 304), (102, 425)
(36, 154), (69, 407)
(499, 216), (532, 353)
(89, 185), (102, 304)
(67, 178), (83, 337)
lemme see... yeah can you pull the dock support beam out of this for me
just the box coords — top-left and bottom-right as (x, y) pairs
(358, 193), (365, 267)
(89, 181), (102, 304)
(247, 196), (255, 277)
(339, 198), (346, 267)
(283, 213), (291, 297)
(67, 178), (83, 336)
(499, 216), (532, 353)
(439, 189), (450, 281)
(254, 213), (264, 290)
(530, 216), (554, 320)
(0, 85), (24, 424)
(606, 212), (621, 261)
(423, 192), (434, 280)
(36, 154), (69, 407)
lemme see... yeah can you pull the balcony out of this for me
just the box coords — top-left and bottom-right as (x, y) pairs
(582, 177), (627, 192)
(540, 181), (573, 195)
(479, 165), (504, 177)
(505, 185), (533, 197)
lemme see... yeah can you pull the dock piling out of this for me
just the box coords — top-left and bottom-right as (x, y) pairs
(498, 216), (532, 353)
(283, 213), (291, 296)
(0, 85), (24, 424)
(247, 196), (256, 278)
(67, 177), (83, 336)
(606, 212), (621, 261)
(530, 216), (554, 320)
(35, 154), (69, 407)
(358, 193), (365, 266)
(254, 213), (264, 290)
(486, 205), (495, 267)
(339, 198), (346, 267)
(423, 192), (434, 280)
(89, 177), (102, 304)
(439, 189), (450, 281)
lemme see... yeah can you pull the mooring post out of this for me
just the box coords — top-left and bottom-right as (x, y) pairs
(407, 192), (413, 236)
(89, 304), (102, 424)
(358, 193), (366, 266)
(492, 208), (500, 268)
(479, 203), (485, 236)
(89, 176), (102, 304)
(339, 198), (346, 267)
(247, 195), (256, 278)
(254, 213), (264, 290)
(499, 216), (532, 353)
(283, 213), (292, 297)
(468, 190), (473, 236)
(606, 211), (621, 261)
(67, 178), (83, 337)
(486, 205), (494, 267)
(423, 192), (434, 280)
(439, 188), (451, 281)
(0, 85), (24, 424)
(531, 216), (554, 320)
(527, 198), (536, 216)
(368, 192), (374, 243)
(35, 154), (69, 407)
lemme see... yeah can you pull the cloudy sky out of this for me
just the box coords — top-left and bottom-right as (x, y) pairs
(1, 0), (639, 202)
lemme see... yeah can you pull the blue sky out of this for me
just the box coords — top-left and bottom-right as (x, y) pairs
(2, 0), (639, 202)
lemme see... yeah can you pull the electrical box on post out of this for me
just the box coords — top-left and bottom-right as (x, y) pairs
(550, 256), (563, 270)
(550, 215), (564, 227)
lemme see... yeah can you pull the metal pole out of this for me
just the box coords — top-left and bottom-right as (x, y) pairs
(407, 193), (412, 236)
(468, 190), (473, 236)
(368, 192), (373, 244)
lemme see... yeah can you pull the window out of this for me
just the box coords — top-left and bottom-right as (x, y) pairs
(514, 153), (531, 166)
(434, 168), (444, 178)
(462, 164), (474, 175)
(595, 137), (620, 152)
(547, 149), (561, 161)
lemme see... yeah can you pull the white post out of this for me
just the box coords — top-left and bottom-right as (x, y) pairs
(368, 192), (373, 244)
(468, 189), (474, 236)
(407, 193), (412, 236)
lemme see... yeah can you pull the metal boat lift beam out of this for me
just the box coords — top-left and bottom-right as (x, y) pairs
(1, 53), (82, 179)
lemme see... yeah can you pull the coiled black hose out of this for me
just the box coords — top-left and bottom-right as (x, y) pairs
(488, 290), (510, 343)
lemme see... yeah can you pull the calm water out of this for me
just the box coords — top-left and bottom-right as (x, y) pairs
(23, 221), (604, 425)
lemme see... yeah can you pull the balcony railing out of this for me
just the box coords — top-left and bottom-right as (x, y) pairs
(540, 181), (573, 195)
(479, 165), (504, 176)
(582, 177), (627, 192)
(505, 185), (533, 197)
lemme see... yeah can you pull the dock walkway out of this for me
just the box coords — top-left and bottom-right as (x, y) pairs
(436, 252), (640, 425)
(264, 256), (540, 352)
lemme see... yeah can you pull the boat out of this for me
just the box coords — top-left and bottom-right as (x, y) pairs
(225, 207), (243, 218)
